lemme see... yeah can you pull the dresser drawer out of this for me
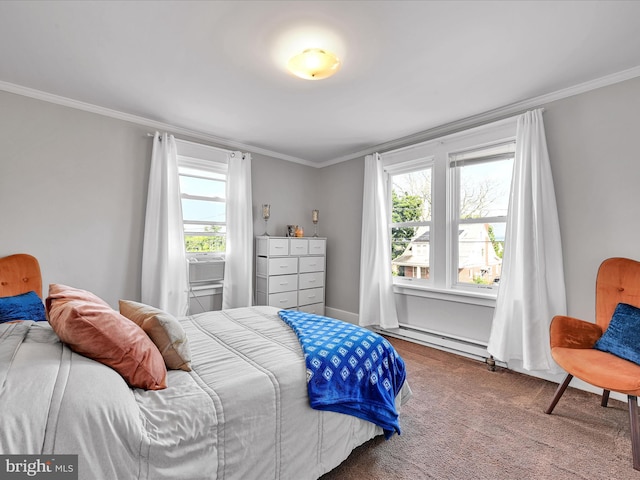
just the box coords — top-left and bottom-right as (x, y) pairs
(268, 238), (289, 256)
(268, 274), (298, 293)
(299, 271), (324, 289)
(299, 256), (325, 273)
(289, 238), (308, 255)
(298, 287), (324, 306)
(308, 239), (326, 255)
(268, 257), (298, 275)
(269, 291), (298, 309)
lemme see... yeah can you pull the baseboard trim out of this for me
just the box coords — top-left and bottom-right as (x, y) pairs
(324, 307), (359, 325)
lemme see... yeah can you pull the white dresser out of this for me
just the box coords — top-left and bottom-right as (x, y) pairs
(255, 236), (326, 315)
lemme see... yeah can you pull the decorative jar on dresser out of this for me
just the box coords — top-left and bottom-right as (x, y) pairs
(255, 236), (326, 315)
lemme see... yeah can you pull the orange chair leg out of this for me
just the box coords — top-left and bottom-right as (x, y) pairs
(601, 389), (610, 407)
(629, 395), (640, 471)
(545, 374), (573, 414)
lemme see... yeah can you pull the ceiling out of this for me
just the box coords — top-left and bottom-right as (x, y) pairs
(1, 1), (640, 166)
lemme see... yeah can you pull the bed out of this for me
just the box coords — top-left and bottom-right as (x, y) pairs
(0, 253), (411, 480)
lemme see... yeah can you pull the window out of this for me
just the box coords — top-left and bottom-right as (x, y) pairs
(178, 165), (226, 253)
(176, 140), (229, 254)
(390, 164), (432, 280)
(450, 142), (514, 289)
(383, 117), (517, 296)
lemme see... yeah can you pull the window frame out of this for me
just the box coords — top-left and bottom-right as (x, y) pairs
(387, 157), (434, 286)
(448, 143), (515, 293)
(381, 117), (517, 304)
(175, 139), (230, 258)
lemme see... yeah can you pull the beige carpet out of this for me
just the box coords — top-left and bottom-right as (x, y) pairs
(320, 337), (638, 479)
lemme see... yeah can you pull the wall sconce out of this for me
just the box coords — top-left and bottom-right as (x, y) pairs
(312, 209), (319, 237)
(262, 204), (271, 236)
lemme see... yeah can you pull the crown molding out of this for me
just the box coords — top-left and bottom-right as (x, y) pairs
(2, 64), (640, 170)
(315, 65), (640, 168)
(0, 80), (315, 167)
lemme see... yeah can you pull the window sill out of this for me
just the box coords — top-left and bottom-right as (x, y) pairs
(393, 282), (497, 307)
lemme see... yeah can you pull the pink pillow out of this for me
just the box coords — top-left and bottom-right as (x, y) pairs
(46, 284), (167, 390)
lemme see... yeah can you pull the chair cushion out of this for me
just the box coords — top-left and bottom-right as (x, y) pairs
(552, 346), (640, 395)
(594, 303), (640, 365)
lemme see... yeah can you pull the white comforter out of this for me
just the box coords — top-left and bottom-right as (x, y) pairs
(0, 306), (411, 480)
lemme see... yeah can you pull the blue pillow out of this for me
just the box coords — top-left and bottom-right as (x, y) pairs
(594, 303), (640, 365)
(0, 291), (47, 323)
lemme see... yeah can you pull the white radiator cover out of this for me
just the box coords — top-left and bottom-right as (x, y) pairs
(187, 257), (224, 314)
(189, 283), (223, 314)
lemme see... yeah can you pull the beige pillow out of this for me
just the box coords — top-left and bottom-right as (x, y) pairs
(46, 284), (167, 390)
(119, 300), (192, 372)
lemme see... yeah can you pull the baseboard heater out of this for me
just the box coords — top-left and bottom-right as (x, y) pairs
(375, 324), (504, 368)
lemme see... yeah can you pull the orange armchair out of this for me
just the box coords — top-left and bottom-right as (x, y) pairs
(546, 257), (640, 470)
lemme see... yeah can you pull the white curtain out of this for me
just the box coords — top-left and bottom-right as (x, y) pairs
(222, 151), (253, 309)
(358, 153), (400, 329)
(487, 109), (566, 372)
(141, 132), (188, 317)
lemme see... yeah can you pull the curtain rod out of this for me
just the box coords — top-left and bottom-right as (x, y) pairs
(147, 132), (245, 158)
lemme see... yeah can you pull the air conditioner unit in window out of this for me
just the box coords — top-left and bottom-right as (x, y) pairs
(187, 257), (225, 284)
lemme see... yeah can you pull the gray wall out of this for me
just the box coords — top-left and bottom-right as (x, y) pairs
(544, 77), (640, 321)
(251, 154), (319, 238)
(1, 91), (150, 306)
(2, 75), (640, 332)
(317, 157), (364, 315)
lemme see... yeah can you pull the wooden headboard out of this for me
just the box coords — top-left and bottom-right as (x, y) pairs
(0, 254), (43, 299)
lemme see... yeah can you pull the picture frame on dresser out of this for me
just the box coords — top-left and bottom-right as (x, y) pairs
(255, 236), (326, 315)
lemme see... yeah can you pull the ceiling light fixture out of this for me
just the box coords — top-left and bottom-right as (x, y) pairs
(287, 48), (341, 80)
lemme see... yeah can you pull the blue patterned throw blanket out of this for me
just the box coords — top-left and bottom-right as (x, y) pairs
(278, 310), (407, 438)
